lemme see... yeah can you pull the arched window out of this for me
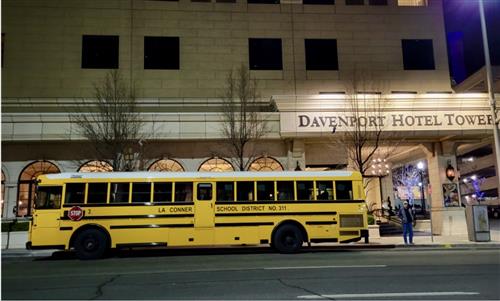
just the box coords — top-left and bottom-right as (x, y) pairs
(198, 158), (234, 172)
(78, 160), (113, 172)
(1, 170), (5, 218)
(17, 161), (60, 217)
(148, 159), (184, 172)
(248, 157), (283, 171)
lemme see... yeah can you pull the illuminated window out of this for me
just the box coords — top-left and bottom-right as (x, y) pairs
(248, 157), (283, 171)
(78, 160), (113, 172)
(17, 161), (60, 217)
(1, 170), (5, 217)
(397, 0), (427, 6)
(148, 159), (184, 172)
(198, 158), (234, 172)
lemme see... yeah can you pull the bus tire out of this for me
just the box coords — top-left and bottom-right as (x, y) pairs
(272, 224), (303, 253)
(73, 228), (108, 260)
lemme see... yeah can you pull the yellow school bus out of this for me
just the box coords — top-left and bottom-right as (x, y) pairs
(27, 171), (368, 259)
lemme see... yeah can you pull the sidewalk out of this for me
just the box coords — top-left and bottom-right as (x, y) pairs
(2, 232), (499, 259)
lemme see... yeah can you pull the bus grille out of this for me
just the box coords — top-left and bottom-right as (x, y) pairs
(340, 214), (364, 227)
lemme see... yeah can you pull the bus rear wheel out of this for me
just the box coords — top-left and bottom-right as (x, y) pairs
(272, 224), (303, 253)
(74, 228), (108, 260)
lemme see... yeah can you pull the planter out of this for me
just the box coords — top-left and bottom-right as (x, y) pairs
(368, 225), (380, 239)
(1, 231), (28, 250)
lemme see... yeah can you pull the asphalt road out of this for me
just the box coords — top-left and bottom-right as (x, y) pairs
(2, 248), (499, 300)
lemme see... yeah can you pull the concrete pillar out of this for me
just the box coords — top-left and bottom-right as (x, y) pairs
(289, 139), (305, 171)
(425, 142), (467, 236)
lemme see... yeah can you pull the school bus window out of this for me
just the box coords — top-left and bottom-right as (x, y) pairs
(110, 183), (130, 203)
(197, 183), (212, 201)
(316, 181), (333, 200)
(216, 182), (234, 202)
(257, 181), (274, 201)
(35, 186), (62, 209)
(65, 183), (85, 204)
(277, 181), (294, 201)
(335, 181), (353, 200)
(175, 182), (193, 202)
(153, 182), (172, 202)
(87, 183), (108, 204)
(132, 183), (151, 203)
(237, 181), (254, 201)
(297, 181), (314, 201)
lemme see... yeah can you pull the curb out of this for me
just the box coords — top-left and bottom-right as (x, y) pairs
(2, 243), (500, 258)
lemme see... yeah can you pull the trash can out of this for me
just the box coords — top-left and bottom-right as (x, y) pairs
(465, 205), (490, 242)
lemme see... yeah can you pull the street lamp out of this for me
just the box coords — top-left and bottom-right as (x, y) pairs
(478, 0), (500, 189)
(417, 161), (426, 216)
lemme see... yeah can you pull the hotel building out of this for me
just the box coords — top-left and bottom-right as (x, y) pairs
(2, 0), (498, 236)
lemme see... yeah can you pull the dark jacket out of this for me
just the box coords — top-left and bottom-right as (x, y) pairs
(398, 206), (415, 224)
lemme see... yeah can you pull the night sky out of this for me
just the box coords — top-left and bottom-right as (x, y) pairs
(442, 0), (500, 84)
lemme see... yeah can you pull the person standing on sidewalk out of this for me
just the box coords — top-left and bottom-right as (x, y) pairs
(398, 201), (415, 245)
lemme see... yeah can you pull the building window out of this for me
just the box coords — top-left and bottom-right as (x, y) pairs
(198, 158), (234, 172)
(82, 35), (119, 69)
(305, 39), (339, 71)
(402, 39), (435, 70)
(17, 161), (60, 217)
(148, 159), (184, 172)
(78, 160), (113, 172)
(397, 0), (427, 6)
(248, 0), (280, 4)
(369, 0), (387, 5)
(144, 36), (179, 70)
(248, 157), (284, 171)
(249, 38), (283, 70)
(303, 0), (334, 4)
(345, 0), (364, 4)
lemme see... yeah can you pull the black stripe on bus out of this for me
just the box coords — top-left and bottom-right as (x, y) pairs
(59, 227), (73, 231)
(215, 222), (274, 227)
(305, 221), (338, 225)
(215, 200), (364, 205)
(310, 238), (338, 243)
(63, 202), (193, 207)
(61, 213), (194, 220)
(215, 211), (337, 217)
(110, 224), (193, 229)
(116, 242), (168, 248)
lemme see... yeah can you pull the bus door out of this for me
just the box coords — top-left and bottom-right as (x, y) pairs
(194, 182), (215, 228)
(32, 186), (63, 228)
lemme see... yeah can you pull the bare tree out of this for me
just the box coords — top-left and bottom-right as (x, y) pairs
(333, 73), (402, 188)
(70, 70), (144, 171)
(219, 64), (270, 171)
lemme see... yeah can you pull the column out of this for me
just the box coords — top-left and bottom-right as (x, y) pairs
(288, 139), (305, 171)
(425, 142), (467, 236)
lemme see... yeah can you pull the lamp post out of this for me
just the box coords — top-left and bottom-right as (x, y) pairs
(417, 161), (426, 216)
(478, 0), (500, 189)
(417, 160), (433, 242)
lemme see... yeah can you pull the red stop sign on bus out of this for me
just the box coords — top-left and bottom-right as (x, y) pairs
(68, 206), (84, 221)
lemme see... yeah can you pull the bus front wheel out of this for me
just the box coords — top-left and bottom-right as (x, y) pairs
(73, 228), (108, 260)
(272, 224), (303, 253)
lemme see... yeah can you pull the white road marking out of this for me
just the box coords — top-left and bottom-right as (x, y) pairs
(265, 265), (387, 270)
(297, 291), (480, 299)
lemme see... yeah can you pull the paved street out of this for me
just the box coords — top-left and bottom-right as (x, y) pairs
(2, 248), (499, 300)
